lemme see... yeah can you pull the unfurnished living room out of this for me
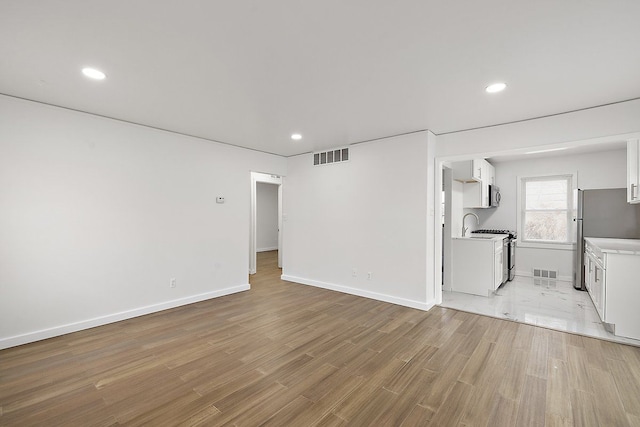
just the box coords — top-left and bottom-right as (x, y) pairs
(2, 2), (640, 426)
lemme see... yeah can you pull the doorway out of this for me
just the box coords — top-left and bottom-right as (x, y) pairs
(250, 172), (283, 274)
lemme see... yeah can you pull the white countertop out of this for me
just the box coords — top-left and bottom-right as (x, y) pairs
(452, 234), (508, 242)
(584, 237), (640, 255)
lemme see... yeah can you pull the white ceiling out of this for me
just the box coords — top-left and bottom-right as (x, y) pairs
(2, 1), (640, 157)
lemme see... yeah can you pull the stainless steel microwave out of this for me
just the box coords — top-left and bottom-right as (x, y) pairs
(489, 185), (501, 207)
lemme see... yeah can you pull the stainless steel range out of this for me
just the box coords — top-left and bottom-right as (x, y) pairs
(471, 229), (517, 283)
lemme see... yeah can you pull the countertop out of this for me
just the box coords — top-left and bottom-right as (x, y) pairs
(584, 237), (640, 255)
(452, 234), (508, 242)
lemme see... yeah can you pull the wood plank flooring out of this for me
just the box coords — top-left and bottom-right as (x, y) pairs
(2, 250), (640, 426)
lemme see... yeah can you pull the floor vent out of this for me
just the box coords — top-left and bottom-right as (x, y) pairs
(313, 147), (349, 166)
(533, 268), (558, 279)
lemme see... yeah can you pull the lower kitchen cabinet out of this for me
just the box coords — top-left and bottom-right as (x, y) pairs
(584, 238), (640, 340)
(494, 250), (503, 290)
(452, 236), (505, 297)
(584, 247), (605, 320)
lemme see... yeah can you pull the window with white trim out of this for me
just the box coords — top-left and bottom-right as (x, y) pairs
(518, 174), (575, 246)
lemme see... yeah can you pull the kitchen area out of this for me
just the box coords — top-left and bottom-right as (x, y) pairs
(440, 139), (640, 345)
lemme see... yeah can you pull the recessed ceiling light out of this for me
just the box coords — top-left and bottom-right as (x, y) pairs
(291, 133), (302, 141)
(82, 67), (106, 80)
(485, 82), (506, 93)
(525, 147), (569, 155)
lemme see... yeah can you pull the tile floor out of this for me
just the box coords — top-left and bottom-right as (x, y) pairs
(441, 275), (640, 346)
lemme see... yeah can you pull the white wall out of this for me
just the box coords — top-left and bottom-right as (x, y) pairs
(443, 168), (464, 291)
(282, 132), (433, 310)
(256, 182), (279, 251)
(476, 148), (627, 230)
(436, 99), (640, 158)
(0, 95), (286, 349)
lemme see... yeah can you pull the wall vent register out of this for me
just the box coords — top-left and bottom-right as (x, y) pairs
(313, 147), (349, 166)
(533, 268), (558, 286)
(533, 268), (558, 279)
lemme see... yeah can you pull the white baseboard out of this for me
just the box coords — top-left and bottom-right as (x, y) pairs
(0, 284), (250, 350)
(281, 274), (434, 311)
(257, 246), (278, 252)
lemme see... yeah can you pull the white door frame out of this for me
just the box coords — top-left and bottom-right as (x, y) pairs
(250, 172), (283, 274)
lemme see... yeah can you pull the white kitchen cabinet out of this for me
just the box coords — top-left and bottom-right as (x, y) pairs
(628, 139), (640, 204)
(584, 238), (640, 340)
(458, 159), (495, 208)
(462, 182), (488, 208)
(452, 160), (482, 182)
(473, 159), (486, 182)
(584, 244), (605, 320)
(452, 236), (505, 296)
(592, 260), (605, 321)
(486, 162), (495, 185)
(480, 160), (496, 208)
(494, 243), (503, 289)
(463, 182), (483, 208)
(452, 159), (493, 182)
(482, 162), (495, 207)
(584, 248), (593, 293)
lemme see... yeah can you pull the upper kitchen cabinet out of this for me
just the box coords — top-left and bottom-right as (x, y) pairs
(452, 159), (490, 182)
(453, 159), (495, 208)
(628, 139), (640, 204)
(485, 162), (495, 185)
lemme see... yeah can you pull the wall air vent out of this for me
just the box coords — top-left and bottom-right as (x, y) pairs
(313, 147), (349, 166)
(533, 268), (558, 279)
(533, 268), (558, 287)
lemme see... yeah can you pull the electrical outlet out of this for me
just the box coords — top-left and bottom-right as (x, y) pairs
(352, 268), (357, 277)
(367, 272), (372, 280)
(170, 278), (176, 288)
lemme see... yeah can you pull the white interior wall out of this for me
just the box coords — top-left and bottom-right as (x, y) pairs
(0, 96), (286, 349)
(475, 148), (627, 229)
(443, 168), (464, 291)
(282, 132), (433, 310)
(425, 131), (438, 302)
(436, 99), (640, 158)
(451, 182), (464, 237)
(256, 183), (279, 252)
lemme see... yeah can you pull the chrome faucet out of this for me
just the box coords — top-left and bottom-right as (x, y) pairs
(462, 212), (479, 237)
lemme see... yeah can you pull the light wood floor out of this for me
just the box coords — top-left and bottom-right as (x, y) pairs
(2, 250), (640, 426)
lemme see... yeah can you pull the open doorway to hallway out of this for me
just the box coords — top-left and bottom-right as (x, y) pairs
(249, 172), (282, 274)
(255, 182), (279, 273)
(249, 250), (281, 286)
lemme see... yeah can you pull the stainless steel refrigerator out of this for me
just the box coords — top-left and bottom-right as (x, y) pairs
(574, 188), (640, 290)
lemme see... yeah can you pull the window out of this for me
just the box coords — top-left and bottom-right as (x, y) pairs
(517, 174), (575, 248)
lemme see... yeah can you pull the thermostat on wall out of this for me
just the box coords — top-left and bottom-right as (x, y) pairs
(216, 197), (225, 204)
